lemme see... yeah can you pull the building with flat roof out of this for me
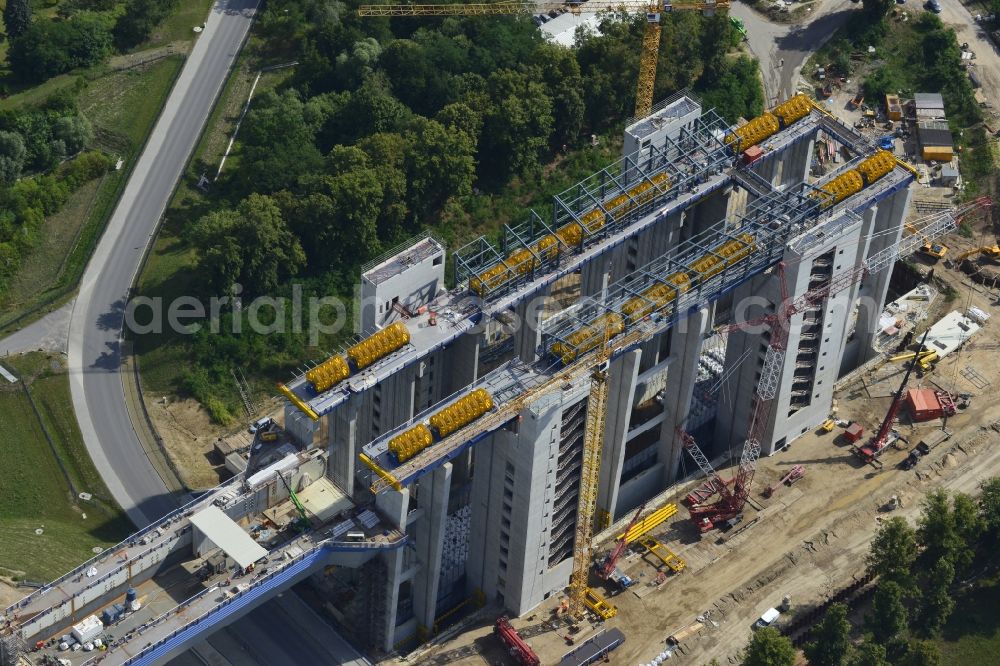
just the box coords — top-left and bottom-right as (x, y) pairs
(918, 121), (954, 162)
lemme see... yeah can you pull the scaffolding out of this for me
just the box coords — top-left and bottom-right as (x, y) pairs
(454, 109), (732, 299)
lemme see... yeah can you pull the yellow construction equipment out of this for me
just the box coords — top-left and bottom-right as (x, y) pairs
(955, 244), (1000, 262)
(566, 312), (615, 619)
(890, 348), (938, 372)
(583, 588), (617, 619)
(357, 2), (730, 120)
(637, 536), (686, 573)
(616, 503), (678, 542)
(818, 418), (835, 433)
(348, 321), (410, 371)
(904, 222), (949, 260)
(429, 388), (495, 437)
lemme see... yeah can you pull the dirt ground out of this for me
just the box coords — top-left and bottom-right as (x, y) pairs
(0, 579), (23, 609)
(146, 395), (285, 489)
(396, 226), (1000, 665)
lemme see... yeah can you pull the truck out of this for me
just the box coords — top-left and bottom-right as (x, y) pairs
(607, 567), (634, 590)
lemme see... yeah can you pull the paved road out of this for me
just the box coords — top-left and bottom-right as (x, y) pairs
(168, 591), (370, 666)
(68, 0), (260, 527)
(0, 300), (74, 356)
(733, 0), (856, 103)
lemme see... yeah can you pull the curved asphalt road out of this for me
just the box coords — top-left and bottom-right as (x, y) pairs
(68, 0), (260, 527)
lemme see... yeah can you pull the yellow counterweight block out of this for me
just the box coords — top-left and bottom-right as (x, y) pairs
(724, 112), (780, 151)
(347, 321), (410, 371)
(687, 234), (757, 282)
(856, 150), (897, 185)
(306, 355), (351, 393)
(429, 388), (495, 438)
(772, 94), (813, 128)
(621, 271), (690, 324)
(550, 312), (625, 365)
(534, 233), (560, 262)
(470, 262), (510, 298)
(813, 170), (864, 208)
(388, 423), (434, 463)
(506, 246), (538, 277)
(556, 220), (585, 247)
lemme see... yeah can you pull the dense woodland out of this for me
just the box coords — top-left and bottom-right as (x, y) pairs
(169, 0), (764, 420)
(0, 92), (111, 290)
(0, 0), (175, 292)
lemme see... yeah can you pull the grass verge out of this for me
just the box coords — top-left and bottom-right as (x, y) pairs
(937, 572), (1000, 663)
(143, 0), (217, 50)
(0, 55), (185, 335)
(0, 352), (131, 582)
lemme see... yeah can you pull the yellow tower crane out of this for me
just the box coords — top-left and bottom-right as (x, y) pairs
(566, 316), (615, 618)
(358, 1), (731, 119)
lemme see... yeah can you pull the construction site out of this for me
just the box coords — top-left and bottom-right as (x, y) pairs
(5, 69), (1000, 666)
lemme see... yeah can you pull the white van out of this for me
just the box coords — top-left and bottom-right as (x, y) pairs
(754, 608), (781, 629)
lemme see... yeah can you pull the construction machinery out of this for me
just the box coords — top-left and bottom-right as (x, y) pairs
(730, 15), (747, 40)
(357, 1), (731, 120)
(889, 348), (938, 373)
(494, 617), (541, 666)
(763, 465), (805, 498)
(818, 418), (835, 433)
(854, 330), (930, 466)
(677, 199), (992, 529)
(955, 244), (1000, 262)
(568, 320), (615, 619)
(679, 258), (876, 532)
(904, 222), (949, 260)
(277, 472), (311, 532)
(596, 505), (644, 584)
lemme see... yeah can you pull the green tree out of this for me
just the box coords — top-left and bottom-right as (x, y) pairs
(533, 43), (585, 148)
(0, 131), (27, 185)
(900, 640), (941, 666)
(405, 117), (476, 217)
(952, 492), (984, 571)
(862, 0), (894, 20)
(804, 603), (852, 666)
(980, 477), (1000, 539)
(238, 89), (324, 194)
(848, 642), (888, 666)
(866, 517), (918, 587)
(114, 0), (180, 50)
(914, 559), (955, 637)
(480, 68), (554, 182)
(867, 581), (908, 647)
(191, 194), (305, 297)
(3, 0), (31, 39)
(917, 489), (965, 570)
(8, 13), (113, 83)
(52, 115), (93, 156)
(741, 627), (795, 666)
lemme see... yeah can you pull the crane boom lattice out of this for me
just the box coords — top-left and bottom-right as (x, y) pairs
(567, 323), (613, 617)
(682, 197), (992, 529)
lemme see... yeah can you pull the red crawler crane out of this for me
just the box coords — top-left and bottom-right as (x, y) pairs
(596, 504), (645, 580)
(855, 329), (930, 465)
(676, 196), (993, 532)
(494, 616), (540, 666)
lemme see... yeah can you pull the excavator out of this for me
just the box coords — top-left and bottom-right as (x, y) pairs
(955, 244), (1000, 263)
(277, 472), (311, 532)
(904, 222), (948, 260)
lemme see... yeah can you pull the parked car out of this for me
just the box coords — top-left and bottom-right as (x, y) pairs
(753, 608), (781, 630)
(925, 0), (942, 12)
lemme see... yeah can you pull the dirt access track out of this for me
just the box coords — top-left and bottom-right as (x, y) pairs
(402, 280), (1000, 666)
